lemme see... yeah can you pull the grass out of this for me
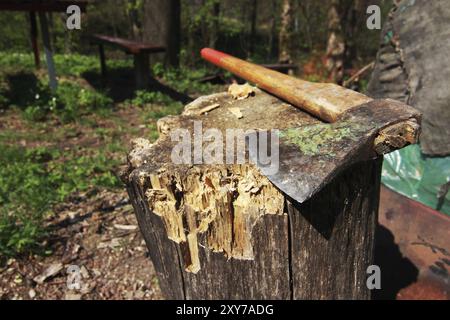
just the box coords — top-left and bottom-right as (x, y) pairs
(0, 114), (127, 257)
(0, 143), (122, 256)
(0, 51), (221, 258)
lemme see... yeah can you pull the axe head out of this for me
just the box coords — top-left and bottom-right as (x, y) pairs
(246, 99), (421, 203)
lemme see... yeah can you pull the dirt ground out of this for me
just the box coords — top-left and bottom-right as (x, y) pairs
(0, 103), (167, 300)
(0, 188), (163, 300)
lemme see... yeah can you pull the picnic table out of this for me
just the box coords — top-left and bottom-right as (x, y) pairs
(91, 34), (166, 89)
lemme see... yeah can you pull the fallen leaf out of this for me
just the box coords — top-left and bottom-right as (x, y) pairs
(13, 274), (22, 284)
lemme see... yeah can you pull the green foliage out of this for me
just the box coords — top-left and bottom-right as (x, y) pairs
(0, 73), (10, 109)
(0, 52), (132, 77)
(0, 13), (29, 53)
(0, 146), (55, 256)
(19, 81), (113, 123)
(130, 90), (184, 121)
(54, 82), (113, 122)
(131, 90), (177, 107)
(0, 144), (122, 257)
(0, 52), (131, 122)
(153, 63), (218, 95)
(53, 54), (132, 76)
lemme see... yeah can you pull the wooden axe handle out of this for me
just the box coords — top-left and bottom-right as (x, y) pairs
(201, 48), (372, 123)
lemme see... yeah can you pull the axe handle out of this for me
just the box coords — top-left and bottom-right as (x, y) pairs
(201, 48), (372, 123)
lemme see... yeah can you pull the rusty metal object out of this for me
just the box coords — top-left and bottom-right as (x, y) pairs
(248, 99), (421, 203)
(376, 186), (450, 300)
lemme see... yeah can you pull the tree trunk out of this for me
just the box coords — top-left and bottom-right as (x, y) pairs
(249, 0), (258, 56)
(325, 0), (345, 84)
(278, 0), (296, 64)
(123, 90), (382, 299)
(343, 0), (358, 68)
(268, 0), (278, 59)
(142, 0), (180, 67)
(127, 0), (142, 40)
(208, 1), (221, 48)
(368, 0), (450, 156)
(298, 1), (313, 51)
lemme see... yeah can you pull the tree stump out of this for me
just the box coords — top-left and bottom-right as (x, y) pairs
(122, 89), (383, 300)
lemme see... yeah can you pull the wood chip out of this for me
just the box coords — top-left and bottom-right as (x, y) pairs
(229, 107), (243, 119)
(198, 103), (220, 115)
(80, 266), (90, 279)
(97, 238), (122, 249)
(33, 263), (63, 284)
(228, 83), (256, 100)
(28, 289), (36, 299)
(65, 293), (82, 300)
(113, 224), (138, 231)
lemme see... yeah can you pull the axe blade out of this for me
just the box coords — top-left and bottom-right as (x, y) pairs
(246, 99), (421, 203)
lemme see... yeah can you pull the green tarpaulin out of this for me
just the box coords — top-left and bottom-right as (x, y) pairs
(382, 144), (450, 215)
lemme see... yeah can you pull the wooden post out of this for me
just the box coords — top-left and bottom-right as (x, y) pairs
(38, 12), (57, 92)
(29, 11), (40, 69)
(123, 90), (383, 299)
(286, 159), (381, 299)
(133, 53), (150, 90)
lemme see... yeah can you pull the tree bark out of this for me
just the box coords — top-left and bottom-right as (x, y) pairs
(325, 0), (345, 84)
(127, 0), (142, 40)
(142, 0), (180, 67)
(249, 0), (258, 56)
(278, 0), (296, 64)
(208, 1), (221, 49)
(368, 0), (450, 156)
(298, 1), (313, 51)
(268, 0), (279, 59)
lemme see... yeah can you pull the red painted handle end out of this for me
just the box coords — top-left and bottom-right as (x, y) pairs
(201, 48), (230, 66)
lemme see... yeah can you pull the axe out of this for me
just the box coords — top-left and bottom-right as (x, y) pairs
(201, 48), (421, 203)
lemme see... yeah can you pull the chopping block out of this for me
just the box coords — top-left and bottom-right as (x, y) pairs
(122, 72), (420, 300)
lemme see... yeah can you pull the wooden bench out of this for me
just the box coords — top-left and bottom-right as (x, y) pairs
(91, 34), (166, 89)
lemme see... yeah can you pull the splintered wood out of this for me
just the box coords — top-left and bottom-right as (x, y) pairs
(227, 83), (256, 100)
(125, 89), (318, 274)
(145, 165), (284, 273)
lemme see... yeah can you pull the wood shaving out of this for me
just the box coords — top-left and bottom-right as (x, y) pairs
(228, 83), (256, 100)
(198, 103), (220, 115)
(229, 107), (243, 119)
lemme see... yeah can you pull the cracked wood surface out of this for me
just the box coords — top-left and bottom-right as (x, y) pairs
(124, 90), (384, 299)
